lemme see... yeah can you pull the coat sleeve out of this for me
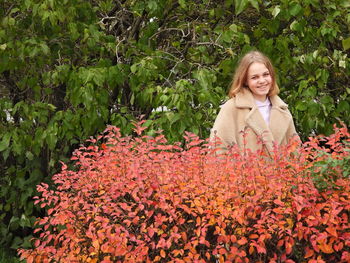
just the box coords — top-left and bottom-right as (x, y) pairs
(209, 100), (237, 153)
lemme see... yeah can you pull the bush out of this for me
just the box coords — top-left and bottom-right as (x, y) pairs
(305, 125), (350, 192)
(18, 123), (350, 263)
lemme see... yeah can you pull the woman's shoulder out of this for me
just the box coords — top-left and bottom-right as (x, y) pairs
(220, 97), (236, 109)
(220, 97), (236, 111)
(270, 95), (288, 109)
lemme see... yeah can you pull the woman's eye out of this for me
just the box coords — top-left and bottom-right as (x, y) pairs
(263, 73), (270, 76)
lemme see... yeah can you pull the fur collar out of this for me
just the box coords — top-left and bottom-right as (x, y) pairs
(235, 88), (288, 109)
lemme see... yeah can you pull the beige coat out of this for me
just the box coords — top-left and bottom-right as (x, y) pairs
(210, 88), (298, 155)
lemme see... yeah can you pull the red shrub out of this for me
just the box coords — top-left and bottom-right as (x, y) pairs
(18, 123), (350, 263)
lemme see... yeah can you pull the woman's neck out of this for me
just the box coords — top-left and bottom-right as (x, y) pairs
(252, 94), (268, 102)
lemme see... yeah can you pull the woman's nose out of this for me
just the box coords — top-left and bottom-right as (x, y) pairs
(258, 77), (265, 83)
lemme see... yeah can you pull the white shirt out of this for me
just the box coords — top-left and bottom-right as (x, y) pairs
(255, 97), (272, 125)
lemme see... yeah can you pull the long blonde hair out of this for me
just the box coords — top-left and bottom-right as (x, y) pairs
(228, 51), (279, 98)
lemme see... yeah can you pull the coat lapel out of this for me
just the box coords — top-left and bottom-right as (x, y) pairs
(236, 89), (275, 152)
(269, 96), (291, 144)
(246, 108), (275, 153)
(235, 89), (291, 153)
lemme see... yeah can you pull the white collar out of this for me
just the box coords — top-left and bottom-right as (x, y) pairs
(255, 97), (271, 107)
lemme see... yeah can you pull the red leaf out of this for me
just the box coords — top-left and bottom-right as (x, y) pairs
(237, 237), (248, 245)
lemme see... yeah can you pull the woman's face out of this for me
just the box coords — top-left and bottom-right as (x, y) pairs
(246, 62), (272, 102)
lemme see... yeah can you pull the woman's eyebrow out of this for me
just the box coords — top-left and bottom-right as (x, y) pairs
(249, 71), (270, 77)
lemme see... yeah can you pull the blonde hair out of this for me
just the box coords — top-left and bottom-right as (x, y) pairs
(228, 50), (280, 98)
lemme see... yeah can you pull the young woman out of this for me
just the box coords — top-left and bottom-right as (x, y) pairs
(210, 50), (299, 155)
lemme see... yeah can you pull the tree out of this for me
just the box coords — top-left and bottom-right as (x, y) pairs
(0, 0), (349, 251)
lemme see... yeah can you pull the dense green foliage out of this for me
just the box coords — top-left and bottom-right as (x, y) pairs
(0, 0), (349, 252)
(0, 248), (20, 263)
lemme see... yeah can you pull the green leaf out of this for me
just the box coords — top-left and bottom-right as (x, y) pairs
(46, 133), (57, 150)
(271, 5), (281, 18)
(147, 0), (158, 13)
(320, 95), (334, 105)
(234, 0), (249, 15)
(0, 133), (11, 152)
(25, 151), (34, 161)
(296, 100), (307, 111)
(19, 214), (31, 228)
(298, 80), (308, 93)
(302, 86), (317, 98)
(308, 102), (320, 116)
(342, 37), (350, 51)
(289, 3), (302, 16)
(40, 43), (50, 55)
(290, 20), (302, 32)
(337, 100), (349, 112)
(130, 63), (138, 74)
(170, 113), (181, 125)
(178, 0), (186, 8)
(229, 24), (238, 32)
(0, 43), (7, 50)
(248, 0), (259, 11)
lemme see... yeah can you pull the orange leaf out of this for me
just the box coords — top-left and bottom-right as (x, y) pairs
(304, 247), (314, 258)
(236, 216), (244, 225)
(101, 256), (112, 263)
(34, 256), (42, 263)
(160, 249), (166, 258)
(27, 255), (34, 263)
(249, 246), (255, 255)
(219, 248), (227, 255)
(148, 228), (155, 238)
(230, 235), (237, 243)
(92, 240), (99, 250)
(181, 231), (187, 242)
(230, 246), (238, 254)
(195, 228), (200, 237)
(297, 229), (303, 240)
(286, 243), (292, 255)
(194, 199), (201, 207)
(316, 256), (326, 263)
(277, 239), (284, 248)
(318, 243), (334, 254)
(274, 199), (284, 206)
(256, 244), (267, 254)
(237, 237), (247, 245)
(197, 206), (204, 214)
(325, 227), (337, 237)
(258, 234), (266, 242)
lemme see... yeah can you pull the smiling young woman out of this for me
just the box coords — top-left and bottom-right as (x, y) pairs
(210, 50), (299, 155)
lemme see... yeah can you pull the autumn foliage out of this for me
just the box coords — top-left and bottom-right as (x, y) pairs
(18, 122), (350, 263)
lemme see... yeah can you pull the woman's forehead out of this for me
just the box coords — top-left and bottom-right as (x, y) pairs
(248, 62), (269, 75)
